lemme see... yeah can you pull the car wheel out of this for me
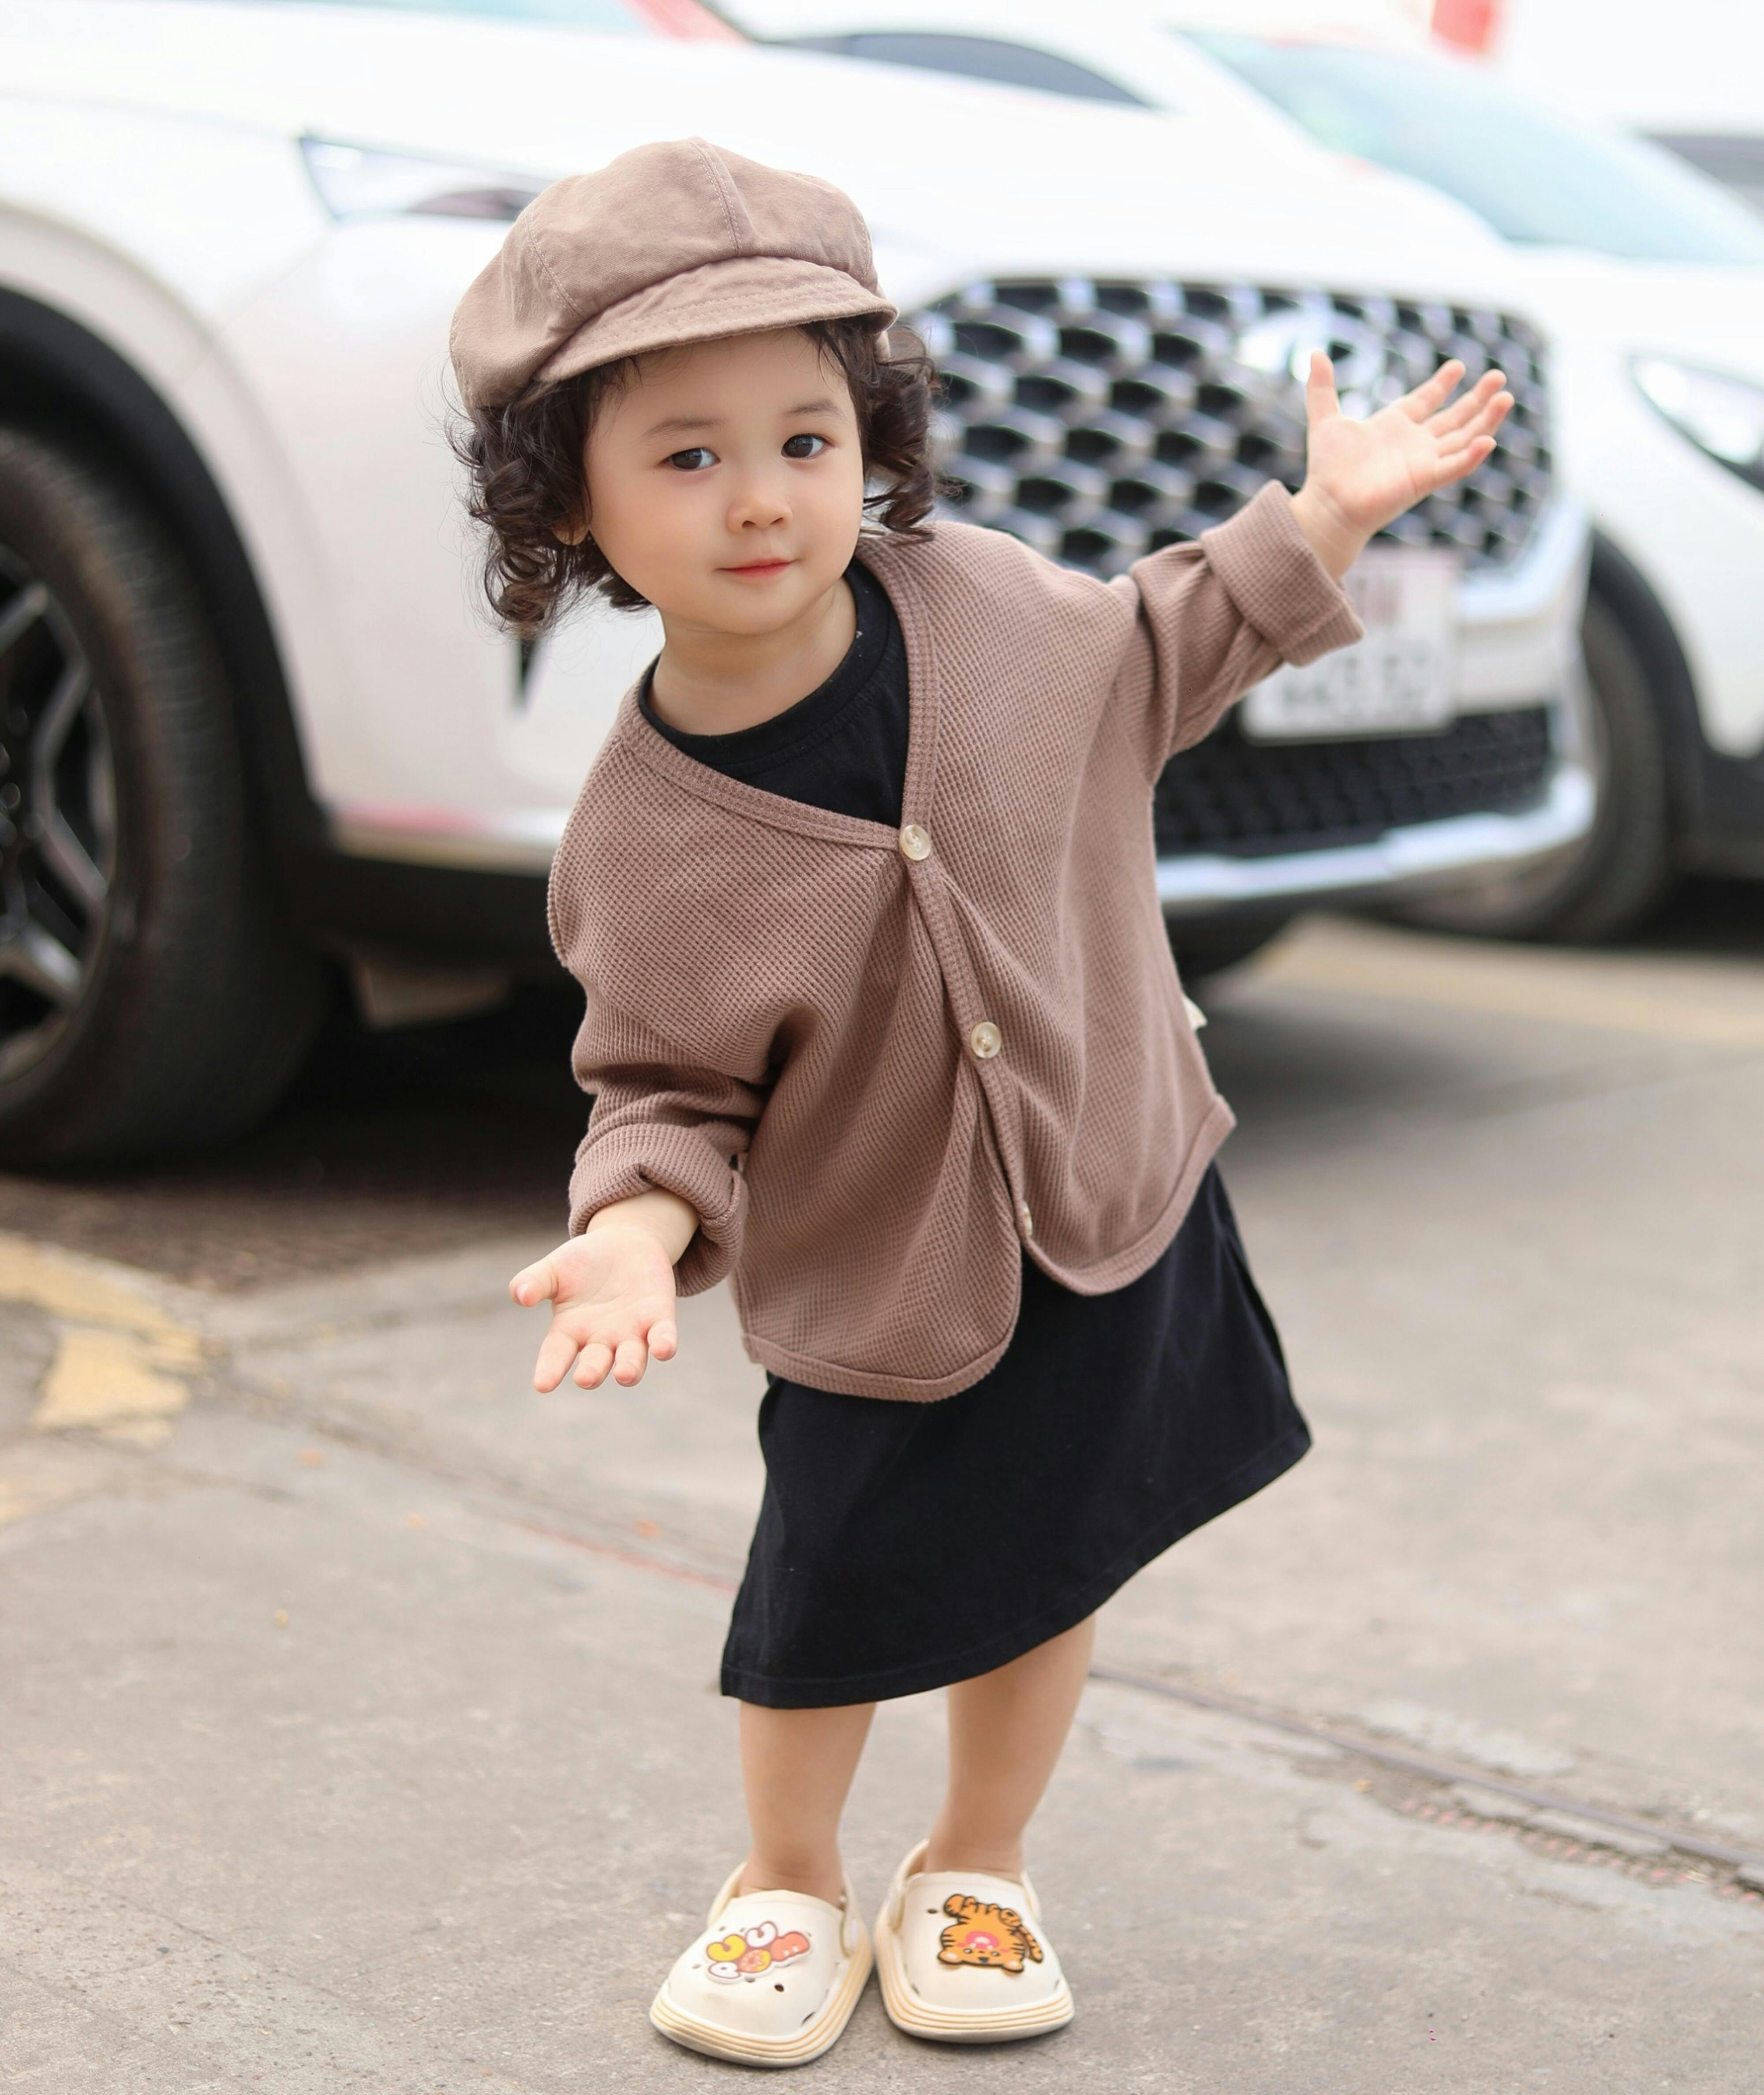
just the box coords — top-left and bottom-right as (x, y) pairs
(1396, 593), (1673, 943)
(0, 426), (324, 1164)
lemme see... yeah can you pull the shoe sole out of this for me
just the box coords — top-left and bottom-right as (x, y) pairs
(649, 1932), (873, 2068)
(873, 1905), (1073, 2045)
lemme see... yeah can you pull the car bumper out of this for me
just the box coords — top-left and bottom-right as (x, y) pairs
(1157, 763), (1595, 917)
(1159, 498), (1595, 922)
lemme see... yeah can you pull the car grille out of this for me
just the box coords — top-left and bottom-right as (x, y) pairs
(1154, 706), (1555, 858)
(906, 279), (1552, 578)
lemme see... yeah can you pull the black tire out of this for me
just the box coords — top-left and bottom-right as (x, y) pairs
(1397, 592), (1674, 943)
(0, 426), (324, 1164)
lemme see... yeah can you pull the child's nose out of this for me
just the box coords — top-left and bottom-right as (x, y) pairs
(727, 467), (791, 533)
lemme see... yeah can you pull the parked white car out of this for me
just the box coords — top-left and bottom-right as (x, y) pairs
(729, 0), (1764, 936)
(0, 0), (1588, 1160)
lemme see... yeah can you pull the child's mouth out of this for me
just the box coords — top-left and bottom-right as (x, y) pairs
(724, 558), (793, 578)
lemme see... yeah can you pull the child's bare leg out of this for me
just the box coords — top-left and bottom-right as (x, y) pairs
(737, 1700), (876, 1905)
(923, 1616), (1095, 1878)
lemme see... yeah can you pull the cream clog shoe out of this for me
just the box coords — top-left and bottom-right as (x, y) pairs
(874, 1840), (1074, 2044)
(649, 1863), (871, 2068)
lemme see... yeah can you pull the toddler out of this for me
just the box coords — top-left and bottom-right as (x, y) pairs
(450, 136), (1509, 2065)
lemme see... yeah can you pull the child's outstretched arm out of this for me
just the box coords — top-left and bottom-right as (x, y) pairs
(1289, 352), (1513, 579)
(1115, 352), (1514, 771)
(510, 1187), (699, 1392)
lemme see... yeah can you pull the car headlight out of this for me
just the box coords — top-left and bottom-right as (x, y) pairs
(1632, 355), (1764, 494)
(301, 137), (546, 223)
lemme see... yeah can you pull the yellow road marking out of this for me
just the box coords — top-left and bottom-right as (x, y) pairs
(0, 1235), (204, 1352)
(1254, 922), (1764, 1048)
(30, 1327), (193, 1432)
(0, 1233), (206, 1441)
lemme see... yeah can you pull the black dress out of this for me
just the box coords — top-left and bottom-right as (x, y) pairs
(641, 561), (1310, 1710)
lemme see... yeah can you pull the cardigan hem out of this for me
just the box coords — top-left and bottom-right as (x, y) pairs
(720, 1414), (1311, 1708)
(1024, 1092), (1236, 1300)
(734, 1091), (1237, 1402)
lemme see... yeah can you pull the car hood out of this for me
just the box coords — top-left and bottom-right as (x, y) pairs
(1507, 250), (1764, 384)
(2, 0), (1528, 311)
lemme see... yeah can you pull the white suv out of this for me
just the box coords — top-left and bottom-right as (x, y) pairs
(0, 0), (1588, 1161)
(732, 0), (1764, 937)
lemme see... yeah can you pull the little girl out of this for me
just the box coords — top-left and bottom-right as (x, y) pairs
(451, 136), (1509, 2066)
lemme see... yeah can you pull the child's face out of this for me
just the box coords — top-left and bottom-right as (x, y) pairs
(582, 328), (867, 635)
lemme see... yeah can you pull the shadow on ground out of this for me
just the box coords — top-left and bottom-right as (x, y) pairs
(2, 877), (1756, 1291)
(1625, 872), (1764, 960)
(0, 987), (585, 1289)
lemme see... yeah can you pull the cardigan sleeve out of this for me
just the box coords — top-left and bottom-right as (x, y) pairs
(561, 994), (764, 1295)
(1111, 480), (1364, 776)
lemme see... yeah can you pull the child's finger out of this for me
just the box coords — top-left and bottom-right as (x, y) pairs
(573, 1341), (615, 1390)
(1429, 369), (1505, 436)
(509, 1256), (558, 1308)
(1439, 400), (1509, 465)
(1399, 357), (1466, 422)
(1436, 429), (1495, 464)
(1304, 350), (1341, 425)
(1430, 434), (1497, 486)
(533, 1322), (583, 1392)
(611, 1336), (650, 1386)
(647, 1317), (679, 1363)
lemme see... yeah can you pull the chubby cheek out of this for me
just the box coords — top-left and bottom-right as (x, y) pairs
(583, 471), (718, 612)
(794, 469), (866, 582)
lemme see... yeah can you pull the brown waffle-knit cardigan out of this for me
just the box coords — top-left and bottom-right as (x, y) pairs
(547, 481), (1362, 1401)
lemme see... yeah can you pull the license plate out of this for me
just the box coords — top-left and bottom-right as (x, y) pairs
(1240, 545), (1460, 741)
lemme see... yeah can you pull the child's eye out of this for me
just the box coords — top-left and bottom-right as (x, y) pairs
(782, 434), (828, 460)
(666, 446), (716, 471)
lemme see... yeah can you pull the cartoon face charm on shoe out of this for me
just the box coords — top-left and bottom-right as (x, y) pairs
(936, 1895), (1043, 1975)
(703, 1919), (813, 1983)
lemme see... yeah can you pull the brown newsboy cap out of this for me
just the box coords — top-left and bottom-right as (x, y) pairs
(449, 136), (897, 412)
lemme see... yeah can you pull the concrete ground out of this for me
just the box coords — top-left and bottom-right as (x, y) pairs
(4, 905), (1763, 2092)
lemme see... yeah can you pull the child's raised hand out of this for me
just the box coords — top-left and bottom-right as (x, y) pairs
(510, 1216), (681, 1392)
(1289, 352), (1513, 579)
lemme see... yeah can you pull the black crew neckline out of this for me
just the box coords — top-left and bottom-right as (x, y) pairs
(639, 564), (889, 773)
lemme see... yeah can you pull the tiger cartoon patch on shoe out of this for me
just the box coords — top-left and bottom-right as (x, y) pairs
(937, 1894), (1043, 1975)
(875, 1842), (1074, 2044)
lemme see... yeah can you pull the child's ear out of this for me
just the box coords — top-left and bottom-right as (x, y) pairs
(553, 513), (591, 547)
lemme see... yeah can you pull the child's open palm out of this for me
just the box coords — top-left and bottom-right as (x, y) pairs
(510, 1221), (680, 1392)
(1293, 353), (1513, 576)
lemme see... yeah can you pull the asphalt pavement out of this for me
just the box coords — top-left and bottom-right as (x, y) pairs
(4, 900), (1763, 2092)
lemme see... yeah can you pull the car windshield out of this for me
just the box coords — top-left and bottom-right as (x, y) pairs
(1187, 33), (1764, 265)
(228, 0), (736, 33)
(777, 31), (1148, 105)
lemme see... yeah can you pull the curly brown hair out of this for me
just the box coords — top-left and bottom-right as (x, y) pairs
(452, 318), (940, 638)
